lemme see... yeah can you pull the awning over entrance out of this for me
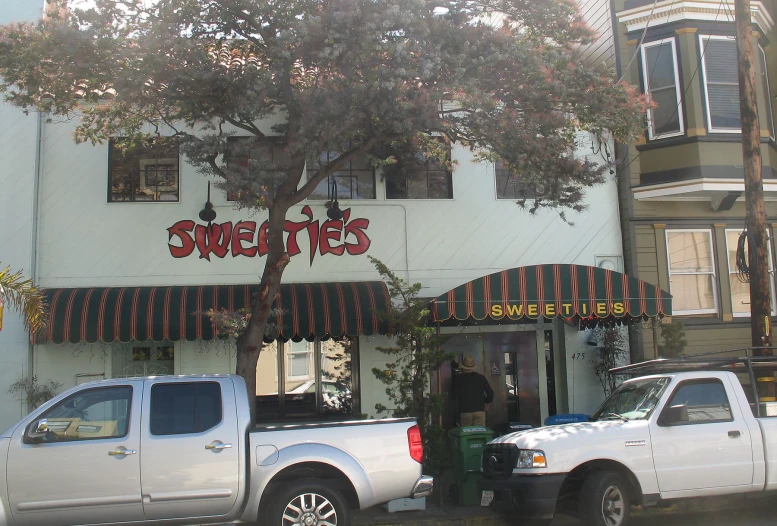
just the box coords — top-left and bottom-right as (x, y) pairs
(431, 264), (671, 326)
(41, 282), (390, 344)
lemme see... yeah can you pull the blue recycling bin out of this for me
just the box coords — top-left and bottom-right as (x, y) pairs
(544, 413), (590, 426)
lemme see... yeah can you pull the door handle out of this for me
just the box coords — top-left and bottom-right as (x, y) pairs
(108, 447), (137, 456)
(728, 430), (741, 438)
(205, 442), (233, 451)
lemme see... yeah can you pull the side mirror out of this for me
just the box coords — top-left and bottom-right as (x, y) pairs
(25, 419), (49, 442)
(659, 404), (689, 426)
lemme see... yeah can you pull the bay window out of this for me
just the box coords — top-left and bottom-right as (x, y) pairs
(641, 38), (684, 139)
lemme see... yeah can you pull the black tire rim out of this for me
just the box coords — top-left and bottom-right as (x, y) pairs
(600, 484), (625, 526)
(282, 492), (338, 526)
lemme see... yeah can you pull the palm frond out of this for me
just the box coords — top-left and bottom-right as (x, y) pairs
(0, 264), (48, 336)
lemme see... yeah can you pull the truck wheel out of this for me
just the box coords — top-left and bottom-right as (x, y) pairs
(268, 478), (350, 526)
(578, 471), (630, 526)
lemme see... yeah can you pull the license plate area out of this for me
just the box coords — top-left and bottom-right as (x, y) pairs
(480, 490), (494, 507)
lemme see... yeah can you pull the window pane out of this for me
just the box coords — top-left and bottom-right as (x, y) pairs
(669, 274), (716, 312)
(320, 339), (354, 417)
(645, 43), (676, 90)
(428, 173), (452, 199)
(731, 278), (752, 315)
(667, 231), (714, 273)
(667, 381), (732, 422)
(651, 87), (681, 136)
(386, 175), (409, 199)
(306, 152), (375, 200)
(150, 382), (222, 435)
(406, 171), (429, 198)
(760, 47), (775, 138)
(285, 341), (315, 418)
(703, 38), (741, 129)
(255, 343), (282, 421)
(109, 138), (179, 202)
(45, 387), (132, 441)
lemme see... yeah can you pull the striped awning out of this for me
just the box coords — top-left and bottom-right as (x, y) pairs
(431, 265), (671, 325)
(41, 282), (391, 344)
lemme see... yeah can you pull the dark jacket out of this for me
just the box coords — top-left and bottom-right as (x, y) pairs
(455, 371), (494, 413)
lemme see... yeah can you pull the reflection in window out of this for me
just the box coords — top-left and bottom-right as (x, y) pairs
(109, 138), (179, 202)
(386, 140), (453, 199)
(641, 38), (683, 139)
(225, 137), (291, 202)
(665, 380), (732, 423)
(44, 386), (132, 441)
(307, 151), (376, 200)
(666, 230), (718, 315)
(495, 161), (536, 200)
(150, 382), (222, 435)
(725, 229), (776, 317)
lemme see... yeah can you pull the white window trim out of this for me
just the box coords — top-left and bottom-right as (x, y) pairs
(725, 229), (777, 317)
(699, 35), (741, 134)
(641, 38), (685, 140)
(666, 228), (719, 316)
(759, 45), (776, 142)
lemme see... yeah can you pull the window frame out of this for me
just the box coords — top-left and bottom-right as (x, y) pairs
(225, 136), (291, 203)
(306, 150), (376, 201)
(724, 228), (777, 317)
(149, 381), (223, 436)
(494, 161), (537, 200)
(699, 34), (741, 134)
(665, 228), (719, 316)
(640, 37), (685, 140)
(658, 378), (734, 426)
(35, 385), (133, 442)
(107, 138), (181, 204)
(385, 140), (454, 200)
(759, 44), (776, 141)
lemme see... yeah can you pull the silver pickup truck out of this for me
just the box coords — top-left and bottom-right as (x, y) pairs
(0, 374), (432, 526)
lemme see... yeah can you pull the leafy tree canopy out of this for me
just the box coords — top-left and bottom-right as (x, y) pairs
(0, 0), (646, 213)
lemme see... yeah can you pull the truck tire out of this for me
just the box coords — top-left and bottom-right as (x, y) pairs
(578, 471), (630, 526)
(268, 478), (351, 526)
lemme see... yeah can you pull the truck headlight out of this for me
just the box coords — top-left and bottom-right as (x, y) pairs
(516, 449), (547, 468)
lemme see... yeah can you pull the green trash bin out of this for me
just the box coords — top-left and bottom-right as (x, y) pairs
(448, 426), (493, 506)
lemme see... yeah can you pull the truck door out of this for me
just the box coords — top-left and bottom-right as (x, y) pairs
(649, 377), (753, 494)
(140, 378), (240, 520)
(7, 383), (143, 526)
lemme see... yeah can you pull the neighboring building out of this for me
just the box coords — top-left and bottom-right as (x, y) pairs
(612, 0), (777, 359)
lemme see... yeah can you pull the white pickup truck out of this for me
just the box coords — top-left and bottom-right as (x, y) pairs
(479, 352), (777, 526)
(0, 374), (432, 526)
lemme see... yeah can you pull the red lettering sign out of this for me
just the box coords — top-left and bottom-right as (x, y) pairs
(166, 208), (372, 266)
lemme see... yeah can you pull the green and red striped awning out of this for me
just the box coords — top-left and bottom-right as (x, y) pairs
(431, 265), (671, 325)
(41, 282), (390, 344)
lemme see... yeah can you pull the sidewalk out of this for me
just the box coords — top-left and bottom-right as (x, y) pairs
(351, 502), (510, 526)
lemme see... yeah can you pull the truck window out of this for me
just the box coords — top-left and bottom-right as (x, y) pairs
(664, 379), (733, 423)
(150, 382), (222, 435)
(43, 386), (132, 441)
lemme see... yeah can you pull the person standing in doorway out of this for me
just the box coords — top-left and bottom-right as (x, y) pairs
(455, 355), (494, 426)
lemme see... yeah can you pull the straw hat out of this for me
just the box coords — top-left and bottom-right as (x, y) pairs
(461, 355), (476, 370)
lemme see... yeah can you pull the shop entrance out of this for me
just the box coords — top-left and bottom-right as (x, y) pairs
(442, 331), (546, 429)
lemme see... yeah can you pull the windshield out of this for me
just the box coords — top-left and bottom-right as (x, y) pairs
(591, 377), (671, 421)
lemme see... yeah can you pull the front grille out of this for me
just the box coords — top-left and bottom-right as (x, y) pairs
(482, 443), (518, 479)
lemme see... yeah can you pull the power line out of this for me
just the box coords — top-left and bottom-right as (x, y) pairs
(618, 0), (661, 84)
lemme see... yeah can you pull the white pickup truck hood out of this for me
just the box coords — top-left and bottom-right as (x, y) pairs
(489, 420), (653, 474)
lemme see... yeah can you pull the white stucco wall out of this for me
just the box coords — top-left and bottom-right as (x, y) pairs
(0, 0), (47, 429)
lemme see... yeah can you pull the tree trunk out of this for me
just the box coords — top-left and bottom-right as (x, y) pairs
(735, 0), (772, 353)
(235, 204), (291, 423)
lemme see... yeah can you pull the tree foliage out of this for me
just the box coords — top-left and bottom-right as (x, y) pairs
(589, 326), (629, 397)
(370, 256), (452, 473)
(8, 375), (62, 410)
(0, 0), (647, 417)
(0, 264), (47, 336)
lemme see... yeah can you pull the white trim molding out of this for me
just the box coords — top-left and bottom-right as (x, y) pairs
(617, 1), (774, 35)
(633, 178), (777, 201)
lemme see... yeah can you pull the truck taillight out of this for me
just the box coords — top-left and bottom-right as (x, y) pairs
(408, 424), (423, 464)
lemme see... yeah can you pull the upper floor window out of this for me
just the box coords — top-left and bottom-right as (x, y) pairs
(307, 151), (376, 200)
(225, 137), (291, 202)
(386, 139), (453, 199)
(759, 45), (775, 140)
(666, 229), (718, 315)
(725, 229), (776, 317)
(109, 138), (179, 202)
(641, 38), (684, 139)
(495, 161), (537, 200)
(700, 35), (741, 132)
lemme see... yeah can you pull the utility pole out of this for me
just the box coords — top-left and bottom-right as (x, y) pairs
(735, 0), (773, 357)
